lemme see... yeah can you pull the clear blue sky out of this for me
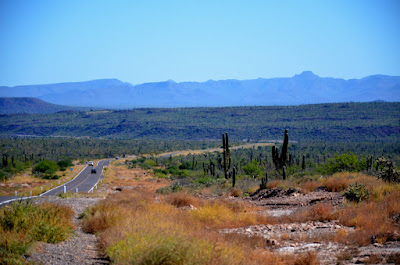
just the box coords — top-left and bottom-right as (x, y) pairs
(0, 0), (399, 86)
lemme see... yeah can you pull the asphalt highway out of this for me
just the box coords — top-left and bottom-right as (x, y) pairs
(0, 160), (111, 206)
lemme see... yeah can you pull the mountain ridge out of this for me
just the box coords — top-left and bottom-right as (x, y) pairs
(1, 72), (399, 108)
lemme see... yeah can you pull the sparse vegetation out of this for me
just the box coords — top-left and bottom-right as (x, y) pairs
(81, 189), (317, 265)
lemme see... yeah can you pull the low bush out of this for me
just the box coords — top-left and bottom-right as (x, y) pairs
(0, 201), (74, 264)
(230, 187), (242, 197)
(156, 182), (184, 194)
(344, 183), (369, 203)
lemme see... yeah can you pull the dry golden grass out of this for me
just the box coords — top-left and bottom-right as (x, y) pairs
(164, 192), (202, 208)
(104, 160), (171, 192)
(337, 190), (400, 245)
(230, 187), (243, 197)
(300, 181), (320, 193)
(323, 174), (351, 192)
(294, 203), (338, 222)
(0, 164), (85, 196)
(268, 173), (400, 246)
(322, 172), (393, 193)
(82, 189), (317, 265)
(266, 180), (280, 189)
(80, 161), (320, 264)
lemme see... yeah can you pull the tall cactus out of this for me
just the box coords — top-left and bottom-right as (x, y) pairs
(260, 173), (268, 190)
(222, 132), (231, 179)
(281, 129), (289, 164)
(2, 154), (8, 168)
(272, 129), (290, 179)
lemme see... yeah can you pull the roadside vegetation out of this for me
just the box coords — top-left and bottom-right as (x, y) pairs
(76, 152), (399, 264)
(81, 189), (317, 265)
(0, 201), (74, 265)
(0, 161), (86, 196)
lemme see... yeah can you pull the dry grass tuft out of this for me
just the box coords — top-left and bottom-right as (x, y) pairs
(300, 181), (320, 194)
(230, 187), (243, 197)
(164, 192), (202, 208)
(266, 180), (280, 189)
(323, 174), (351, 192)
(298, 203), (337, 222)
(293, 252), (319, 265)
(337, 190), (400, 245)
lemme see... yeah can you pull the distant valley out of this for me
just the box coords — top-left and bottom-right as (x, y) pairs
(1, 71), (399, 108)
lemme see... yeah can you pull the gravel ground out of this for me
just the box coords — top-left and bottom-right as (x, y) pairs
(27, 196), (109, 265)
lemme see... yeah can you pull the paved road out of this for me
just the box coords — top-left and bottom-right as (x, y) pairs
(0, 160), (111, 206)
(41, 160), (110, 196)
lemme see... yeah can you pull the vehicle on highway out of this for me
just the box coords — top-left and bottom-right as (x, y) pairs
(89, 161), (94, 166)
(91, 168), (96, 174)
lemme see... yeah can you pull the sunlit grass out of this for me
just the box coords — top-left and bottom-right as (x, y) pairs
(81, 190), (315, 264)
(0, 201), (74, 264)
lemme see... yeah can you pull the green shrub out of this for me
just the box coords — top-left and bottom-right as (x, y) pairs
(145, 159), (158, 167)
(242, 160), (263, 177)
(318, 153), (365, 175)
(179, 162), (192, 170)
(157, 182), (183, 194)
(167, 165), (179, 175)
(57, 159), (73, 171)
(137, 157), (146, 163)
(33, 160), (58, 174)
(196, 176), (212, 185)
(344, 183), (369, 203)
(0, 171), (6, 181)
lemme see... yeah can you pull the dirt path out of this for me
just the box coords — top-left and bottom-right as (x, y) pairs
(28, 197), (109, 265)
(156, 142), (274, 157)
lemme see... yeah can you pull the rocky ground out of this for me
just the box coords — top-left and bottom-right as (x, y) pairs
(220, 188), (400, 264)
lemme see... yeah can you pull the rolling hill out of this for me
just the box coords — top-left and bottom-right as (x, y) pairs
(0, 97), (94, 114)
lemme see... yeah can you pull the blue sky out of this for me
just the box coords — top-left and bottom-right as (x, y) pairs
(0, 0), (399, 86)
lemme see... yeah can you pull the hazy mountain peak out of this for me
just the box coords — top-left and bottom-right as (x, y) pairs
(295, 71), (319, 79)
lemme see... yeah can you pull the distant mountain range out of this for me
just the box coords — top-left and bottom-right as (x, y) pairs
(1, 71), (399, 108)
(0, 97), (94, 114)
